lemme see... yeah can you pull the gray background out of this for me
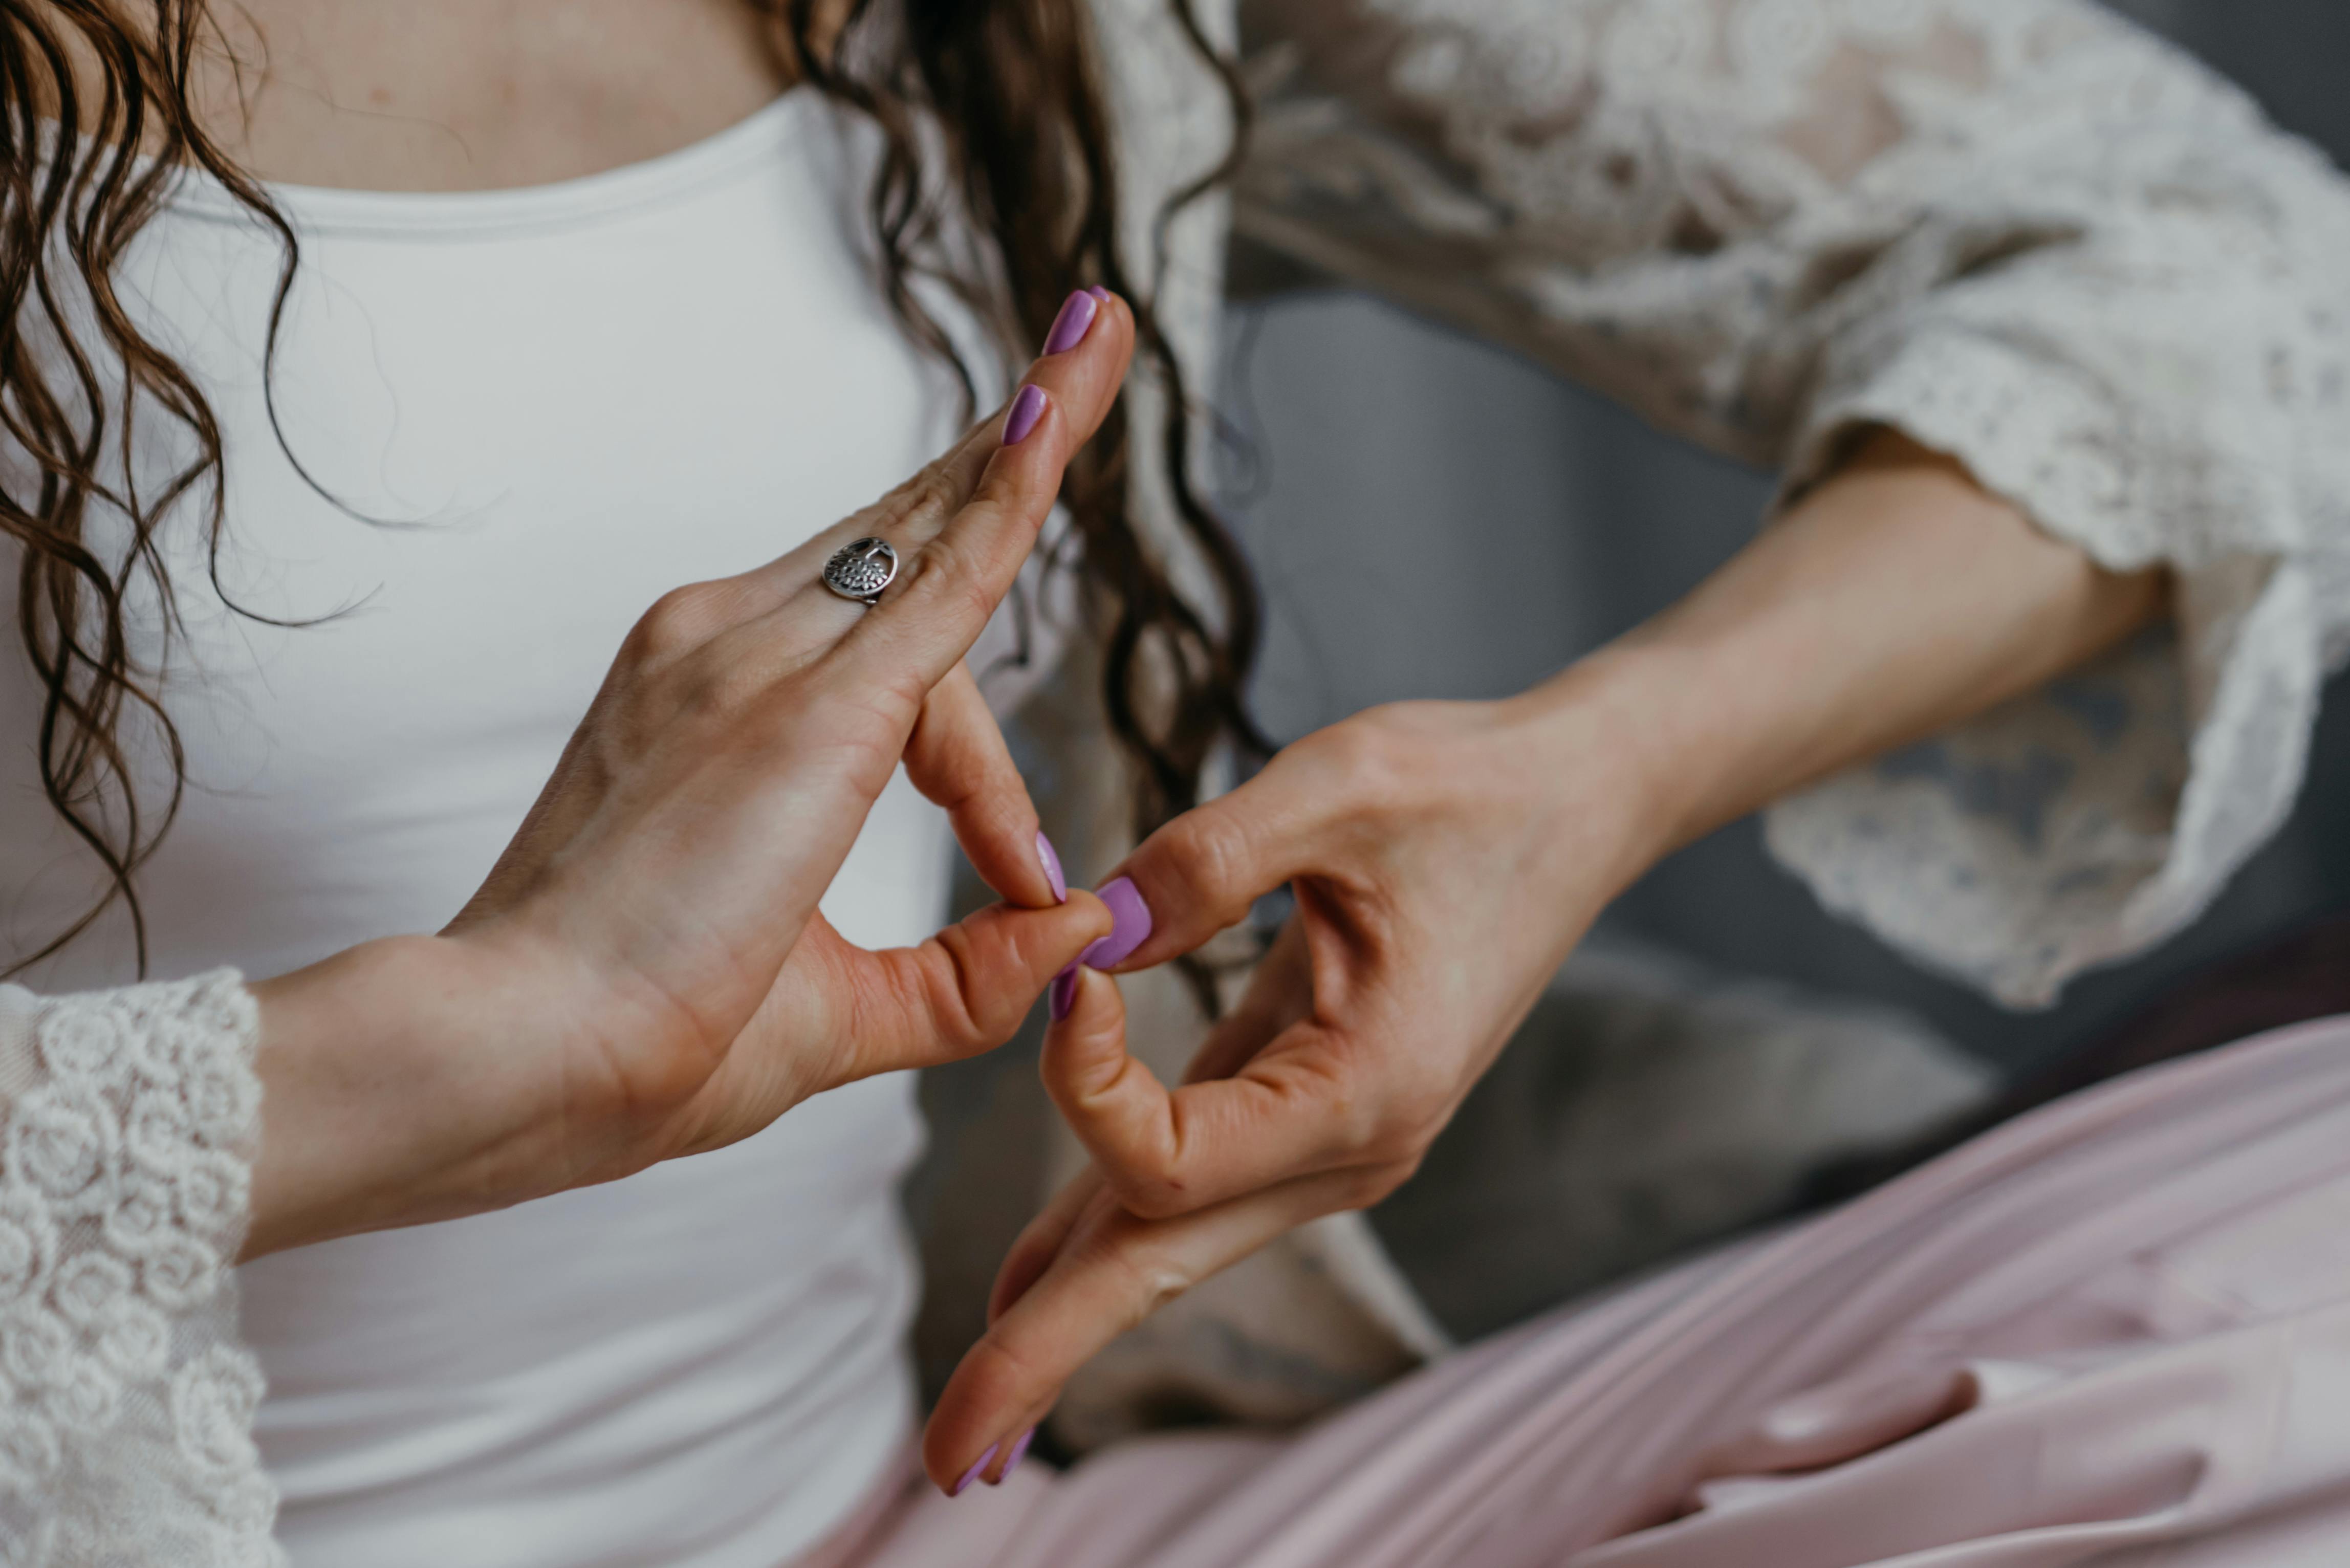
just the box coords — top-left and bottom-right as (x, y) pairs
(1217, 0), (2350, 1077)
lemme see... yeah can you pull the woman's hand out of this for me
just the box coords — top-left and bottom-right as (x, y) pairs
(1040, 694), (1663, 1215)
(919, 686), (1663, 1490)
(246, 290), (1135, 1256)
(923, 431), (2170, 1489)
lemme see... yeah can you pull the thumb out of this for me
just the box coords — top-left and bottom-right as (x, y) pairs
(1091, 756), (1330, 972)
(828, 891), (1112, 1084)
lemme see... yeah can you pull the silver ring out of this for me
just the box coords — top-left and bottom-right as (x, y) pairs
(822, 537), (900, 606)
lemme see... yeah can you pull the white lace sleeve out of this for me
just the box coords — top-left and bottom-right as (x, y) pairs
(1233, 0), (2350, 1005)
(0, 973), (279, 1566)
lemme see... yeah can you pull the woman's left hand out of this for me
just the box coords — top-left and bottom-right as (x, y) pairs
(922, 684), (1669, 1486)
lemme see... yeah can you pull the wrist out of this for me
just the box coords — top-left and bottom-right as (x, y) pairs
(1514, 430), (2173, 881)
(1496, 648), (1703, 901)
(243, 930), (584, 1256)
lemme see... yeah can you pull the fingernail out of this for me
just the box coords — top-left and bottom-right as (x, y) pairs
(1087, 285), (1113, 304)
(1079, 877), (1152, 970)
(1036, 832), (1068, 903)
(1003, 384), (1047, 446)
(1002, 1425), (1036, 1476)
(1042, 290), (1100, 356)
(1049, 963), (1079, 1022)
(952, 1443), (999, 1498)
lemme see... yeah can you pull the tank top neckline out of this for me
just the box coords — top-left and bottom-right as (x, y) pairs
(165, 88), (820, 242)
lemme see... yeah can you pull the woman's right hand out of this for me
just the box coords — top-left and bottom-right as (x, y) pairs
(244, 291), (1133, 1256)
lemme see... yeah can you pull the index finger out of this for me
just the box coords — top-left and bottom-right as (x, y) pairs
(1041, 964), (1373, 1219)
(923, 1156), (1379, 1494)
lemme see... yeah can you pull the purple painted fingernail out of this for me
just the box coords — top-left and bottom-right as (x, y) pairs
(1042, 290), (1100, 356)
(1049, 963), (1079, 1022)
(1079, 877), (1152, 970)
(1036, 832), (1068, 903)
(952, 1443), (999, 1498)
(995, 1426), (1036, 1482)
(1003, 384), (1047, 446)
(1087, 285), (1113, 305)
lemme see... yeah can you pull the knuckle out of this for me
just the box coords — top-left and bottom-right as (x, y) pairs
(960, 1331), (1050, 1417)
(895, 465), (964, 537)
(1313, 720), (1414, 807)
(1091, 1239), (1195, 1326)
(901, 539), (999, 627)
(629, 581), (730, 659)
(921, 941), (993, 1054)
(946, 938), (1030, 1048)
(1165, 808), (1256, 914)
(1279, 1049), (1377, 1155)
(969, 465), (1043, 529)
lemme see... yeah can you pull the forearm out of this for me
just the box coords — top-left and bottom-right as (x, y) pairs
(1520, 430), (2168, 870)
(241, 932), (620, 1259)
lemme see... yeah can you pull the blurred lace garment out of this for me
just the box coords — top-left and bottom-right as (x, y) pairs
(1228, 0), (2350, 1005)
(0, 979), (276, 1566)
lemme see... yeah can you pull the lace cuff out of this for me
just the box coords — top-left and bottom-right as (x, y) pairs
(1770, 312), (2342, 1006)
(0, 972), (279, 1567)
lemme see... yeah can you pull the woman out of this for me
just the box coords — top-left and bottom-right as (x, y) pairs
(3, 0), (2345, 1564)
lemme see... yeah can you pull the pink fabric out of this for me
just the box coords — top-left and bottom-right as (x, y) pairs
(814, 1013), (2350, 1567)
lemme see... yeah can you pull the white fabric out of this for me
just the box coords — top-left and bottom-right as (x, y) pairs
(0, 93), (980, 1567)
(0, 973), (274, 1567)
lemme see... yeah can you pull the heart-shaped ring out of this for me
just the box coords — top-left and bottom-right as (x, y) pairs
(821, 537), (900, 606)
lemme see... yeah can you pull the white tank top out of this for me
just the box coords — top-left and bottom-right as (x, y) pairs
(0, 93), (980, 1567)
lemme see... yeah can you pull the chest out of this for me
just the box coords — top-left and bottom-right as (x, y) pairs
(178, 134), (955, 768)
(190, 0), (791, 192)
(0, 100), (971, 982)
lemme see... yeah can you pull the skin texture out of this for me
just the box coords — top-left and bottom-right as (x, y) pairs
(921, 433), (2168, 1489)
(184, 0), (795, 190)
(243, 295), (1139, 1256)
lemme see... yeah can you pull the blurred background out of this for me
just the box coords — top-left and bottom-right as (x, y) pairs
(1215, 0), (2350, 1081)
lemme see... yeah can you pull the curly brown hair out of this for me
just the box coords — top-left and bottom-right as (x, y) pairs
(0, 0), (1267, 976)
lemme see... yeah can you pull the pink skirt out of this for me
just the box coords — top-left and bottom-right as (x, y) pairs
(810, 1014), (2350, 1567)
